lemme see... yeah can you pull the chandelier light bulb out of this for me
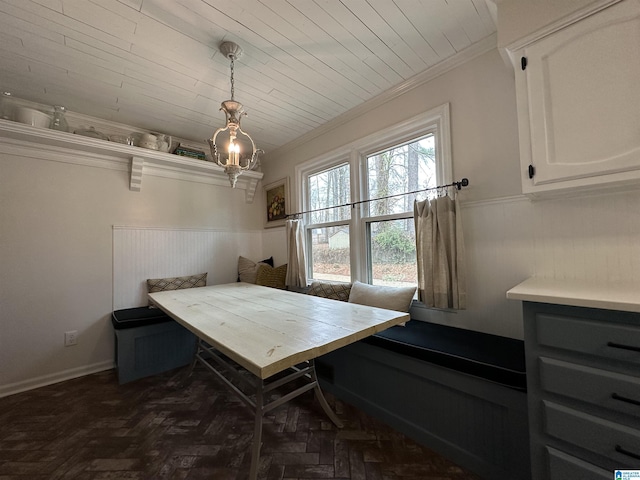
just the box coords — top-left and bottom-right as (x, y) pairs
(229, 141), (239, 165)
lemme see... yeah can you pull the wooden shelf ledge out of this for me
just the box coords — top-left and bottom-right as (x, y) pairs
(0, 119), (263, 203)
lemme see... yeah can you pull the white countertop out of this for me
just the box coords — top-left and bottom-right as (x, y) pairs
(506, 277), (640, 313)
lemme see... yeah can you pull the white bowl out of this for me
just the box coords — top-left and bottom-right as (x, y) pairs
(14, 107), (50, 128)
(139, 141), (158, 150)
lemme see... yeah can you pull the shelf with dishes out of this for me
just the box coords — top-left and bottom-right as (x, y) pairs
(0, 104), (263, 203)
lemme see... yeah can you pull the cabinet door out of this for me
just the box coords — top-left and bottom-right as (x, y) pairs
(517, 0), (640, 194)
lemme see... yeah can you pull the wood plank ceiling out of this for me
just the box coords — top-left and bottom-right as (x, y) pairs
(0, 0), (496, 154)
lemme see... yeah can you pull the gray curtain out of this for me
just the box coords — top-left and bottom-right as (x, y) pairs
(285, 219), (307, 288)
(414, 194), (466, 309)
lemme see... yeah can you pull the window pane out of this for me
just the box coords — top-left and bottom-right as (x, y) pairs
(368, 219), (416, 288)
(309, 226), (350, 282)
(366, 135), (436, 216)
(308, 163), (351, 224)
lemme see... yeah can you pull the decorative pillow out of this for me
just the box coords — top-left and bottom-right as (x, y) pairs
(348, 280), (416, 312)
(307, 281), (352, 302)
(146, 273), (207, 293)
(255, 264), (288, 290)
(238, 256), (274, 283)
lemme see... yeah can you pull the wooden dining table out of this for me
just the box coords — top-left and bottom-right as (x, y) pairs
(149, 282), (409, 479)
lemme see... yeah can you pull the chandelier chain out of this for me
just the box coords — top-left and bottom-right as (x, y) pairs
(229, 57), (235, 101)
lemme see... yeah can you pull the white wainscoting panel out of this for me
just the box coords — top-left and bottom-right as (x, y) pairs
(531, 191), (640, 283)
(261, 225), (288, 267)
(113, 226), (263, 310)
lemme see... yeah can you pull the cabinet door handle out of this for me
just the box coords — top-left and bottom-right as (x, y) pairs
(607, 341), (640, 353)
(528, 164), (535, 179)
(612, 392), (640, 406)
(615, 444), (640, 461)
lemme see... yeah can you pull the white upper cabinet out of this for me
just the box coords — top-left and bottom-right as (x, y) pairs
(511, 0), (640, 196)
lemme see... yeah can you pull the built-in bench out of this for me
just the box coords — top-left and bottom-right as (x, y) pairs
(364, 320), (527, 391)
(111, 307), (196, 384)
(308, 281), (531, 480)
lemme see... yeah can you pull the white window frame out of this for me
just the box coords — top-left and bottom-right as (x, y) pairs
(295, 103), (452, 296)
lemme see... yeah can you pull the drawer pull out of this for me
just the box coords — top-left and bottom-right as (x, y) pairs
(615, 444), (640, 461)
(607, 341), (640, 353)
(612, 392), (640, 406)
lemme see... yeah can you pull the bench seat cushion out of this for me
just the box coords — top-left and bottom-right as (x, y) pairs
(363, 320), (526, 391)
(111, 306), (173, 330)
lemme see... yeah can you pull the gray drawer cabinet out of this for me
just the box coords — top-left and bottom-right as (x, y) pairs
(546, 447), (610, 480)
(523, 302), (640, 479)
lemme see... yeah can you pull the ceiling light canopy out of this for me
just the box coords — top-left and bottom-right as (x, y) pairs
(208, 42), (262, 188)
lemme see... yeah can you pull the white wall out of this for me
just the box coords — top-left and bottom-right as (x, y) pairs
(261, 46), (640, 339)
(0, 150), (264, 396)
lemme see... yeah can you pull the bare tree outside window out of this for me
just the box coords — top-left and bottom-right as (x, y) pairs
(367, 135), (436, 216)
(308, 164), (350, 224)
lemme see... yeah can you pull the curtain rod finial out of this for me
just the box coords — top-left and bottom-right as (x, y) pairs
(456, 178), (469, 190)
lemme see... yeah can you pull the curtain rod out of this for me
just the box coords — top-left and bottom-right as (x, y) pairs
(287, 178), (469, 219)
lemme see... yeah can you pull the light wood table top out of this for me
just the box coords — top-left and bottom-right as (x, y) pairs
(149, 282), (410, 379)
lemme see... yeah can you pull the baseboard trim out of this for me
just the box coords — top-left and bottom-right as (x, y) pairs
(0, 360), (115, 398)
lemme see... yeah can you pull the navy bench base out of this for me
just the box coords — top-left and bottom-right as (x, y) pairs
(317, 320), (531, 480)
(112, 307), (196, 384)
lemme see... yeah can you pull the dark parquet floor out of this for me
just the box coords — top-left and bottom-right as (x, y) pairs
(0, 366), (481, 480)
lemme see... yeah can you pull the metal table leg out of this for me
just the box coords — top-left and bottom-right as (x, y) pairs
(249, 380), (264, 480)
(310, 359), (343, 428)
(192, 340), (343, 479)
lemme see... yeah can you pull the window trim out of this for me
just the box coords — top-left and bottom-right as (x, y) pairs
(295, 103), (452, 288)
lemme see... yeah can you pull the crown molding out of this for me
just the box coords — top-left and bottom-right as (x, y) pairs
(503, 0), (622, 52)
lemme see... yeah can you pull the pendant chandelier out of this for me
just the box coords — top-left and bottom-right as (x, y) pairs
(208, 41), (262, 188)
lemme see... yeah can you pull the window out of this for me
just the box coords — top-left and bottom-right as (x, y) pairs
(307, 163), (351, 282)
(297, 104), (452, 299)
(365, 135), (437, 287)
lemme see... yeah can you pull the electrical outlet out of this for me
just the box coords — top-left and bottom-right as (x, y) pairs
(64, 330), (78, 346)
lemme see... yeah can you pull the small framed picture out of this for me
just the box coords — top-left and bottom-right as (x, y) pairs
(264, 177), (290, 228)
